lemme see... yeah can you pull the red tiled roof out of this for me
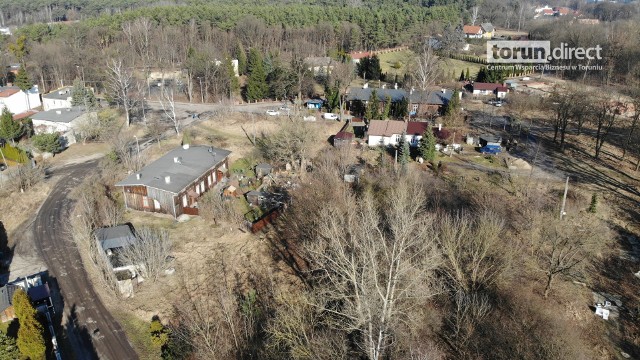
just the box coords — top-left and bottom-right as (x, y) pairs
(0, 88), (19, 98)
(335, 131), (354, 140)
(12, 110), (38, 121)
(542, 9), (554, 15)
(463, 25), (482, 35)
(496, 86), (508, 92)
(473, 82), (500, 91)
(406, 122), (429, 136)
(350, 51), (372, 60)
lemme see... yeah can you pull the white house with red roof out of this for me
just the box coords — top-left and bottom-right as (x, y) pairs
(463, 25), (484, 39)
(0, 85), (41, 115)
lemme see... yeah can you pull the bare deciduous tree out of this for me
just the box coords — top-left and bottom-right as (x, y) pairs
(157, 85), (180, 135)
(531, 214), (607, 298)
(471, 6), (480, 26)
(410, 43), (441, 92)
(306, 173), (442, 360)
(438, 211), (507, 293)
(199, 191), (242, 227)
(256, 120), (315, 170)
(118, 226), (172, 283)
(106, 58), (139, 126)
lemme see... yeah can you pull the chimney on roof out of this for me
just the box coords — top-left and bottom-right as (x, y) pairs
(165, 176), (171, 184)
(394, 83), (398, 89)
(136, 173), (141, 180)
(173, 156), (182, 164)
(381, 84), (386, 89)
(183, 144), (190, 150)
(438, 123), (442, 131)
(363, 83), (369, 89)
(55, 110), (62, 115)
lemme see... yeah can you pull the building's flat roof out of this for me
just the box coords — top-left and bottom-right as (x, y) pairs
(31, 107), (85, 123)
(42, 86), (73, 100)
(115, 145), (231, 194)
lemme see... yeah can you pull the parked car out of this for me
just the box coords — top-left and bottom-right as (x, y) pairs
(266, 110), (280, 116)
(494, 101), (503, 107)
(323, 113), (339, 120)
(480, 145), (502, 155)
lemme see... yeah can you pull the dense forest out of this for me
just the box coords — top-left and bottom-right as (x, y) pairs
(0, 0), (472, 26)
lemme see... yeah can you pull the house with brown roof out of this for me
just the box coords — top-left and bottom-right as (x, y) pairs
(463, 25), (483, 39)
(367, 120), (406, 146)
(115, 144), (231, 218)
(333, 131), (354, 147)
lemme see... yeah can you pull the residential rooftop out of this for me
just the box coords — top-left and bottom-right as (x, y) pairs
(31, 107), (86, 123)
(115, 145), (231, 194)
(347, 87), (453, 105)
(368, 120), (406, 137)
(95, 225), (137, 251)
(42, 86), (73, 100)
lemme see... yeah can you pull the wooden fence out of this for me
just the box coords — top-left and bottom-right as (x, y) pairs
(250, 207), (282, 233)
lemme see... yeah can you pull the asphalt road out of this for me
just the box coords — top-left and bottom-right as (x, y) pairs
(33, 161), (138, 360)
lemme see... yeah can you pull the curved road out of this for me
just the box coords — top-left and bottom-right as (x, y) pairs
(33, 160), (138, 360)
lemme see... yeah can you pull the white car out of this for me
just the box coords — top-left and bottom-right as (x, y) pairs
(266, 110), (280, 116)
(323, 113), (339, 120)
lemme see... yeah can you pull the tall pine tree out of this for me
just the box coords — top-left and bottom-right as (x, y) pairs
(71, 78), (97, 108)
(245, 49), (268, 102)
(398, 131), (410, 170)
(420, 127), (437, 162)
(13, 289), (45, 360)
(14, 66), (32, 92)
(0, 107), (23, 145)
(444, 89), (460, 116)
(365, 90), (380, 120)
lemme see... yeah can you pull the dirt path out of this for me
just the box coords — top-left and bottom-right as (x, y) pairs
(32, 161), (138, 360)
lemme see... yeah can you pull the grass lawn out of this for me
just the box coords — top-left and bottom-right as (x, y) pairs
(440, 58), (483, 80)
(378, 49), (414, 76)
(377, 50), (482, 81)
(112, 310), (160, 360)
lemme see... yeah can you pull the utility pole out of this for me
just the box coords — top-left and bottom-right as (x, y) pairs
(559, 176), (569, 220)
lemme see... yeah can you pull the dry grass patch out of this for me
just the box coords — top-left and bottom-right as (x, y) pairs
(0, 182), (51, 240)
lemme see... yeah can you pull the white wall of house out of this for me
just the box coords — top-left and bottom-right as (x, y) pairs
(497, 90), (507, 98)
(0, 88), (41, 114)
(405, 134), (422, 147)
(42, 97), (72, 111)
(368, 134), (402, 147)
(32, 112), (90, 146)
(472, 89), (493, 95)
